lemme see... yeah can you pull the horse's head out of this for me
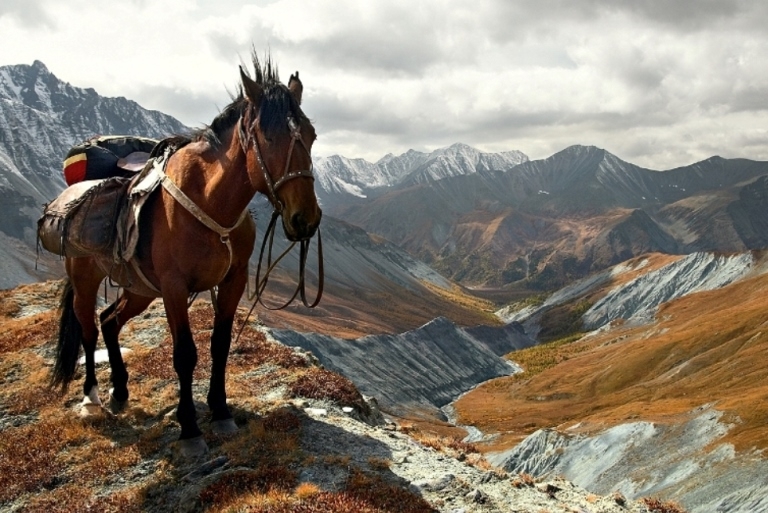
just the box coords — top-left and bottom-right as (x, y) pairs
(239, 65), (322, 241)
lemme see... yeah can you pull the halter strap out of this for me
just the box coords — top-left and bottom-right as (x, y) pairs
(237, 112), (314, 213)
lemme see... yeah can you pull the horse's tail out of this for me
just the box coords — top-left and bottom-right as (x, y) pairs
(50, 279), (82, 392)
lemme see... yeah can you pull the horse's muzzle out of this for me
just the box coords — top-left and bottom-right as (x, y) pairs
(283, 208), (322, 241)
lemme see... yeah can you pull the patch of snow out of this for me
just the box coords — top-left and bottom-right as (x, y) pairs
(78, 348), (133, 365)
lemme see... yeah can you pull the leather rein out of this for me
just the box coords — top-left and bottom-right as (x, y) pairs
(237, 110), (324, 312)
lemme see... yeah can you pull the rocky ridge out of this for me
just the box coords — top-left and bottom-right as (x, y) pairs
(313, 142), (528, 208)
(493, 406), (768, 513)
(270, 316), (535, 416)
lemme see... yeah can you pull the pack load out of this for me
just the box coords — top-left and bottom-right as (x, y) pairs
(38, 177), (131, 259)
(63, 135), (158, 185)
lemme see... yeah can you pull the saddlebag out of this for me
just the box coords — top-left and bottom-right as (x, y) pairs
(63, 135), (158, 185)
(38, 177), (130, 258)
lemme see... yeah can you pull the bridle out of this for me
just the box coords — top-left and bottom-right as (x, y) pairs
(235, 106), (324, 333)
(237, 110), (315, 214)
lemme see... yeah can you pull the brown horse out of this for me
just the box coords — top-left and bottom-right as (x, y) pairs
(50, 56), (322, 455)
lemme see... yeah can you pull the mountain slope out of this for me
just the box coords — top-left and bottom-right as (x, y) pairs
(270, 316), (534, 416)
(0, 60), (187, 203)
(332, 145), (768, 290)
(0, 61), (188, 288)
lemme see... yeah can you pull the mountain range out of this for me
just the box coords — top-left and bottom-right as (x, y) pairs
(325, 144), (768, 291)
(5, 59), (768, 326)
(313, 143), (528, 206)
(4, 60), (768, 512)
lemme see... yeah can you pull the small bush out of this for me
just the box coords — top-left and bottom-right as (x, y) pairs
(289, 368), (369, 413)
(642, 497), (688, 513)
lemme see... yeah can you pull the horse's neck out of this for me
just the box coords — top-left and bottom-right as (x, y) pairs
(169, 135), (255, 226)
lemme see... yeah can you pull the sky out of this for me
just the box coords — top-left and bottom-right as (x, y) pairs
(1, 0), (767, 170)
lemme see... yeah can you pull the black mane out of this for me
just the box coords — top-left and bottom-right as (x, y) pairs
(192, 54), (305, 150)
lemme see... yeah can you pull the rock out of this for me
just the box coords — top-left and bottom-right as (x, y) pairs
(537, 482), (562, 498)
(413, 473), (455, 491)
(465, 488), (489, 504)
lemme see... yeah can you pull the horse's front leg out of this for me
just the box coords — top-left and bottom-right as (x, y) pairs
(207, 266), (248, 435)
(162, 289), (204, 448)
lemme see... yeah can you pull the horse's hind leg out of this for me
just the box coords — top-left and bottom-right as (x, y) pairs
(100, 290), (153, 412)
(64, 258), (106, 415)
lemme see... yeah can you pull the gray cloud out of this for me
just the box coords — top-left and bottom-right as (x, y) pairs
(4, 0), (766, 170)
(0, 0), (54, 28)
(128, 84), (225, 130)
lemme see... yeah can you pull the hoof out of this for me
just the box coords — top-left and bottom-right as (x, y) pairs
(79, 387), (105, 419)
(175, 436), (209, 460)
(79, 402), (105, 419)
(108, 388), (128, 414)
(211, 418), (239, 435)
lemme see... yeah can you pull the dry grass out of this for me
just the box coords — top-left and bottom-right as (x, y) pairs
(289, 367), (369, 413)
(642, 497), (688, 513)
(456, 267), (768, 453)
(511, 473), (537, 488)
(503, 332), (591, 381)
(0, 314), (57, 354)
(0, 280), (437, 513)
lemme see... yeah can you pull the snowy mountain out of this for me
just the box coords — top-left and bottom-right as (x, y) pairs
(0, 60), (187, 203)
(0, 60), (188, 287)
(313, 142), (528, 208)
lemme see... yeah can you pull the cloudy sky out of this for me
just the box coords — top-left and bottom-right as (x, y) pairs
(1, 0), (767, 169)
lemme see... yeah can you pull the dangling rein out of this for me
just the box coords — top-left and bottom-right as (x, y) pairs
(249, 209), (324, 309)
(233, 111), (323, 342)
(234, 209), (324, 343)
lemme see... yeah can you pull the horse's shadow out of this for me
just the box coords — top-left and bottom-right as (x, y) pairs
(99, 404), (432, 512)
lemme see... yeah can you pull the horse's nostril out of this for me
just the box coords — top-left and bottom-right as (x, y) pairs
(291, 212), (304, 228)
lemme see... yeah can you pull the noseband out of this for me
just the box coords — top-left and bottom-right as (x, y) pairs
(237, 112), (315, 214)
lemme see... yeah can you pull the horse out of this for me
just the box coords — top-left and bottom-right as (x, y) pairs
(49, 55), (322, 456)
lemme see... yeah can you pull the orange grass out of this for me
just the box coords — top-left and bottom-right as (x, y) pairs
(0, 280), (442, 512)
(456, 269), (768, 453)
(289, 367), (369, 412)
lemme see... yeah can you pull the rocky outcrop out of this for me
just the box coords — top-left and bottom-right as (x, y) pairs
(498, 251), (755, 338)
(582, 252), (754, 329)
(493, 406), (768, 513)
(270, 316), (535, 416)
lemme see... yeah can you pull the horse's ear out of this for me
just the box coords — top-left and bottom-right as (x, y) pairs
(288, 71), (303, 105)
(240, 65), (263, 105)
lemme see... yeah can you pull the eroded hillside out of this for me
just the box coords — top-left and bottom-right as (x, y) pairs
(0, 281), (655, 513)
(455, 253), (768, 512)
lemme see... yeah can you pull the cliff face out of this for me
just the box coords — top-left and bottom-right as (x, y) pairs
(270, 316), (535, 416)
